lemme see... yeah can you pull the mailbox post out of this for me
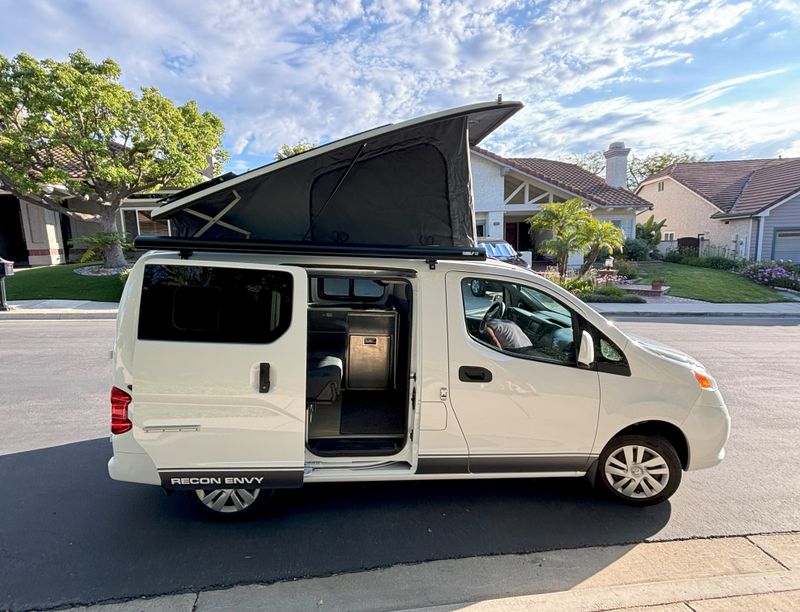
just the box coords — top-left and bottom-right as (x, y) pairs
(0, 257), (14, 311)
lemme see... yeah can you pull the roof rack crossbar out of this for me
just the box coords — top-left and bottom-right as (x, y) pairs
(134, 236), (487, 262)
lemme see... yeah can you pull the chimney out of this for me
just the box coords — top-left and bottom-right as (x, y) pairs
(604, 141), (630, 189)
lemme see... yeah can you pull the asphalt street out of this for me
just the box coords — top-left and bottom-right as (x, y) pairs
(1, 318), (799, 610)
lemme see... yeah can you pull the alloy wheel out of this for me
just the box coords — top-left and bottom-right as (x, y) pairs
(195, 488), (261, 513)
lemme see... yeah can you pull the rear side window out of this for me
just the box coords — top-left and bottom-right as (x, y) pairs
(138, 264), (293, 343)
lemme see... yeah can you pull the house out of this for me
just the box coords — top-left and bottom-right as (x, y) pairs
(636, 158), (800, 261)
(471, 142), (651, 264)
(0, 147), (213, 266)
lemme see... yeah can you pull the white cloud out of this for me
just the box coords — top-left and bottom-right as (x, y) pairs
(778, 140), (800, 158)
(0, 0), (796, 166)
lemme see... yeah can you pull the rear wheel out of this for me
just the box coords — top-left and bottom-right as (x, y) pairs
(597, 434), (681, 506)
(194, 487), (267, 516)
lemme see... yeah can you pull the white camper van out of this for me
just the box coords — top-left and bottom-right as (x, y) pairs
(108, 102), (730, 515)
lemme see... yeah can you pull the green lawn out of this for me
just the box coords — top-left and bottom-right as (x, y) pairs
(637, 262), (787, 303)
(5, 263), (124, 302)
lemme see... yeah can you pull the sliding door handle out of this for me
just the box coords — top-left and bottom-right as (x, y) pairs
(458, 366), (492, 383)
(259, 363), (271, 393)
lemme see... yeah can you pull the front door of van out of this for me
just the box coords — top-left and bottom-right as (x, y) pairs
(131, 258), (307, 487)
(446, 272), (600, 473)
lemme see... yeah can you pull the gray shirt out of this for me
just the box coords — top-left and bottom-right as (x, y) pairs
(486, 319), (533, 350)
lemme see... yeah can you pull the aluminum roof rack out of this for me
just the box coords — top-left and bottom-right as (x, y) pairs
(134, 236), (487, 268)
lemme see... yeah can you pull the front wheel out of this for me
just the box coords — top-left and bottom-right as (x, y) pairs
(194, 487), (269, 516)
(596, 434), (681, 506)
(470, 279), (486, 297)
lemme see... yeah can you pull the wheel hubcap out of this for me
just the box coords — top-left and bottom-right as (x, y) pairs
(195, 488), (260, 513)
(604, 445), (669, 499)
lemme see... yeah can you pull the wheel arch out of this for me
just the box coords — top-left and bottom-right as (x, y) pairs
(610, 421), (689, 470)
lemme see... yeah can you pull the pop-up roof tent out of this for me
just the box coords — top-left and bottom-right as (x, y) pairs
(143, 101), (522, 256)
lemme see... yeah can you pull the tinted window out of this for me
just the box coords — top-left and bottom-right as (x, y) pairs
(138, 264), (293, 343)
(319, 277), (385, 300)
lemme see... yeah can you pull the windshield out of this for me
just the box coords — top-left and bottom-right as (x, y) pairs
(483, 241), (516, 257)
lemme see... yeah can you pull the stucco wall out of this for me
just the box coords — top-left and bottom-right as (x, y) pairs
(638, 178), (751, 257)
(759, 191), (800, 260)
(592, 208), (636, 239)
(471, 155), (504, 214)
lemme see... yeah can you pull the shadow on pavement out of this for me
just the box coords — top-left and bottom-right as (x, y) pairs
(0, 438), (671, 611)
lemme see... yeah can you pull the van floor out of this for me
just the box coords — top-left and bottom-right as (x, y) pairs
(308, 390), (406, 438)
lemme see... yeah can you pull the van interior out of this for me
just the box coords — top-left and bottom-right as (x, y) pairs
(305, 273), (413, 457)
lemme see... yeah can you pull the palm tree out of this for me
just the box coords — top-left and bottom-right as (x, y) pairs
(526, 199), (592, 280)
(578, 219), (625, 277)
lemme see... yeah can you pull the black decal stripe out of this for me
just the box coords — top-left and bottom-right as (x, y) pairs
(159, 469), (304, 490)
(416, 456), (469, 474)
(468, 455), (590, 473)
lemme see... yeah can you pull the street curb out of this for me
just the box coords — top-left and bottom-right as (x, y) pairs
(0, 311), (118, 320)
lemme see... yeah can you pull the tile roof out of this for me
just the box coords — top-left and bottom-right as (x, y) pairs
(643, 158), (800, 217)
(472, 146), (651, 209)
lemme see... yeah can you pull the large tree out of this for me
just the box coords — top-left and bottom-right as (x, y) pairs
(275, 140), (316, 161)
(627, 152), (708, 190)
(568, 150), (708, 191)
(0, 50), (227, 268)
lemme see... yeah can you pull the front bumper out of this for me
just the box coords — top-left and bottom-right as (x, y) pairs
(683, 391), (731, 471)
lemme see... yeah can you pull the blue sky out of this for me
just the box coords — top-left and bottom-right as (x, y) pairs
(2, 0), (800, 174)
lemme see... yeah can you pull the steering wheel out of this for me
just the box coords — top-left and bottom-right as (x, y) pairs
(479, 300), (506, 333)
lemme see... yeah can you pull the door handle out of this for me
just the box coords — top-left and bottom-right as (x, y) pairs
(458, 366), (492, 383)
(259, 362), (271, 393)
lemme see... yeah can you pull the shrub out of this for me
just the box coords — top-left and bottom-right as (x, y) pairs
(119, 268), (131, 285)
(613, 260), (639, 279)
(621, 238), (651, 261)
(580, 292), (646, 303)
(664, 250), (684, 263)
(559, 276), (595, 294)
(697, 256), (740, 270)
(739, 262), (800, 291)
(589, 284), (627, 297)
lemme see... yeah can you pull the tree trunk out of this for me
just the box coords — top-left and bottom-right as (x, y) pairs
(99, 208), (128, 269)
(579, 246), (601, 277)
(558, 254), (568, 281)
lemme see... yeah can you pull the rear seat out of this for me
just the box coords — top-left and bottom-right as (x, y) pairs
(307, 351), (343, 403)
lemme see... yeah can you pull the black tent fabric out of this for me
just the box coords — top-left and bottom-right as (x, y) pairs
(153, 101), (523, 249)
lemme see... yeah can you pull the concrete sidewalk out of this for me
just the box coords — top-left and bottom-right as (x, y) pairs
(592, 301), (800, 318)
(0, 299), (118, 320)
(2, 299), (800, 321)
(66, 533), (800, 612)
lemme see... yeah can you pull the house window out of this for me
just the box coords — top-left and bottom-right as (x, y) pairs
(476, 223), (485, 237)
(663, 232), (675, 241)
(120, 208), (171, 238)
(657, 181), (665, 192)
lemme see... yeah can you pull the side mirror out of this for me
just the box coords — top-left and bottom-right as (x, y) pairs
(578, 330), (595, 367)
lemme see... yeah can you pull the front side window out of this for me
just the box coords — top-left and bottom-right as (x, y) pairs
(138, 264), (293, 343)
(461, 278), (576, 365)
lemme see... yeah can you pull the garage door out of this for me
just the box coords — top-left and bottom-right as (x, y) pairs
(774, 230), (800, 262)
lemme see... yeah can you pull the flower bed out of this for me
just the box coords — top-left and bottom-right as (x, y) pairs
(739, 261), (800, 291)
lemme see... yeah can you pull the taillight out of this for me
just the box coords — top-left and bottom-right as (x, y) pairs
(111, 386), (133, 434)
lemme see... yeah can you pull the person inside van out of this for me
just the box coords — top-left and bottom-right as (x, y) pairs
(485, 318), (533, 351)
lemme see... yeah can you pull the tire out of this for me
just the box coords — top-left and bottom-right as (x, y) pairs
(596, 434), (681, 506)
(193, 487), (271, 517)
(470, 279), (486, 297)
